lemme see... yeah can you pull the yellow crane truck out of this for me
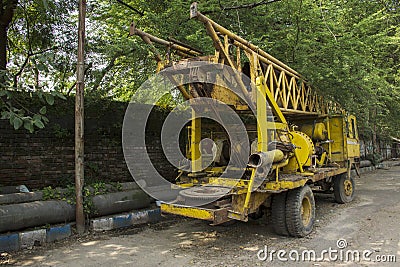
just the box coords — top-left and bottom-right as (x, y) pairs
(130, 3), (360, 237)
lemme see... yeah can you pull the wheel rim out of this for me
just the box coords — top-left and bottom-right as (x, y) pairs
(301, 196), (312, 226)
(343, 180), (353, 196)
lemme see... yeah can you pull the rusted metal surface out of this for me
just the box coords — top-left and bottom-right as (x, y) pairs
(160, 203), (230, 225)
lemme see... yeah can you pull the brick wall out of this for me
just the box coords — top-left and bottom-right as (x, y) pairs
(0, 98), (177, 189)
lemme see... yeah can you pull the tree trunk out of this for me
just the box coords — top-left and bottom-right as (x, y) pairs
(371, 107), (380, 154)
(0, 0), (19, 82)
(0, 24), (7, 84)
(0, 24), (7, 71)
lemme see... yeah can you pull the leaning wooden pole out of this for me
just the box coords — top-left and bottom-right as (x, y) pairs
(75, 0), (86, 234)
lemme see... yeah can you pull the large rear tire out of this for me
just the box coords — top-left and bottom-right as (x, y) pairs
(285, 185), (316, 237)
(333, 173), (355, 204)
(271, 191), (289, 236)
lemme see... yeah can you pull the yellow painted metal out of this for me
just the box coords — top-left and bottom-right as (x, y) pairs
(206, 165), (347, 193)
(256, 76), (268, 152)
(263, 73), (288, 124)
(299, 171), (315, 176)
(273, 159), (289, 182)
(301, 123), (327, 140)
(236, 46), (241, 70)
(210, 77), (242, 106)
(172, 183), (195, 188)
(242, 75), (274, 211)
(134, 4), (363, 226)
(301, 196), (312, 226)
(293, 148), (304, 173)
(161, 203), (214, 221)
(248, 150), (285, 166)
(343, 179), (353, 196)
(243, 169), (256, 210)
(208, 177), (247, 188)
(266, 122), (287, 130)
(189, 3), (344, 116)
(239, 41), (342, 115)
(347, 140), (360, 159)
(271, 149), (285, 163)
(190, 111), (202, 172)
(346, 115), (360, 159)
(326, 118), (332, 159)
(205, 166), (226, 175)
(264, 179), (309, 191)
(328, 116), (346, 162)
(166, 74), (192, 100)
(232, 192), (270, 214)
(228, 210), (248, 222)
(156, 61), (164, 72)
(203, 21), (255, 110)
(316, 152), (327, 167)
(284, 131), (314, 173)
(190, 4), (301, 77)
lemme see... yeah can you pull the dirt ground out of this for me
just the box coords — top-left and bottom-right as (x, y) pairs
(4, 165), (400, 266)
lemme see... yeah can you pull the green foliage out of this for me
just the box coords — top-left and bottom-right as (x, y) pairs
(0, 0), (71, 131)
(365, 153), (384, 166)
(52, 123), (71, 138)
(2, 0), (399, 140)
(0, 89), (66, 132)
(85, 0), (399, 140)
(42, 181), (123, 216)
(42, 186), (62, 200)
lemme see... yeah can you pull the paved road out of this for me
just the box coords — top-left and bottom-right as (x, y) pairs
(10, 165), (400, 266)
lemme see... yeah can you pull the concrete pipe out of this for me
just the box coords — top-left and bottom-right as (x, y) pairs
(92, 190), (151, 217)
(0, 200), (75, 233)
(360, 160), (372, 168)
(0, 192), (44, 205)
(0, 182), (141, 205)
(0, 189), (151, 233)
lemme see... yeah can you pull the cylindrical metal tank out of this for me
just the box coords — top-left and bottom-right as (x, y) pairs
(301, 123), (327, 141)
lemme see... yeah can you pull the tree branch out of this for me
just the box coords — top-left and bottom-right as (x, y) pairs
(114, 0), (143, 16)
(319, 0), (337, 42)
(21, 1), (32, 54)
(292, 0), (303, 63)
(176, 0), (282, 32)
(13, 47), (58, 88)
(0, 0), (18, 72)
(91, 55), (118, 92)
(91, 49), (135, 92)
(203, 0), (282, 14)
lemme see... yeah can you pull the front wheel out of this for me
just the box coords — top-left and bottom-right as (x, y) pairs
(333, 173), (355, 204)
(285, 185), (316, 237)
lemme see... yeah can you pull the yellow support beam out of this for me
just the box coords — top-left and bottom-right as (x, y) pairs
(256, 76), (268, 152)
(243, 169), (257, 210)
(191, 110), (202, 172)
(161, 203), (214, 221)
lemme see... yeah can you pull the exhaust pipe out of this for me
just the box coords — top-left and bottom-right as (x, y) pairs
(248, 150), (285, 168)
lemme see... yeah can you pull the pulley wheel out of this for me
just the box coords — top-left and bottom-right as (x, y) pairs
(179, 186), (230, 200)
